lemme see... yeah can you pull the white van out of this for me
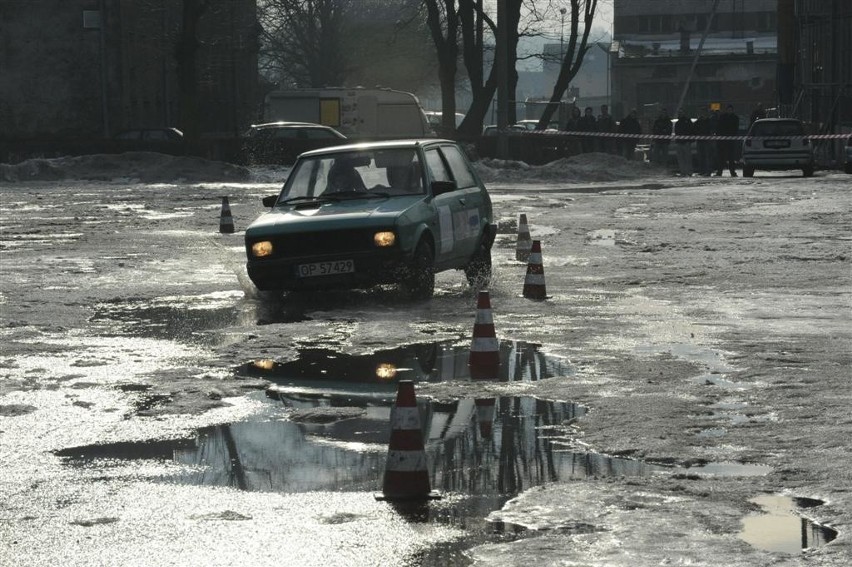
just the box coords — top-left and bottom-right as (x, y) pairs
(264, 87), (433, 140)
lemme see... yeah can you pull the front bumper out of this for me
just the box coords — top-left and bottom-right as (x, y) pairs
(247, 249), (407, 292)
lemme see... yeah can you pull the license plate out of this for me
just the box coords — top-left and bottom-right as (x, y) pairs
(297, 259), (354, 278)
(764, 139), (790, 149)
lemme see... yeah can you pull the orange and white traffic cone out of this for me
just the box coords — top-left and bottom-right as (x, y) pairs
(376, 380), (440, 501)
(219, 196), (235, 234)
(468, 290), (500, 380)
(515, 213), (532, 261)
(522, 240), (547, 300)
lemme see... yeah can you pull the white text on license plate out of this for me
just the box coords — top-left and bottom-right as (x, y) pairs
(297, 260), (354, 277)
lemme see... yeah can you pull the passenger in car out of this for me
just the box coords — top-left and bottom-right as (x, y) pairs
(326, 160), (366, 193)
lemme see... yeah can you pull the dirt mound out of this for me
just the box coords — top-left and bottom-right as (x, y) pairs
(474, 152), (658, 183)
(1, 152), (251, 183)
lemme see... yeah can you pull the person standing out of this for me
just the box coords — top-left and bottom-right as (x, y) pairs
(694, 110), (713, 176)
(597, 104), (616, 153)
(651, 108), (671, 165)
(674, 109), (694, 176)
(576, 106), (598, 153)
(715, 104), (740, 177)
(618, 108), (642, 160)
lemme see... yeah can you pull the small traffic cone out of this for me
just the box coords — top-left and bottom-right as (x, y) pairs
(468, 290), (500, 380)
(515, 213), (532, 261)
(376, 381), (440, 501)
(219, 196), (235, 234)
(522, 240), (547, 300)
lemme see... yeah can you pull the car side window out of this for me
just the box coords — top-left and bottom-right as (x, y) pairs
(273, 129), (300, 139)
(306, 129), (338, 139)
(425, 148), (452, 183)
(440, 145), (477, 189)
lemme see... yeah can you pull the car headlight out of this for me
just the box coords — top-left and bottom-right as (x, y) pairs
(251, 241), (273, 257)
(375, 363), (398, 380)
(373, 231), (396, 247)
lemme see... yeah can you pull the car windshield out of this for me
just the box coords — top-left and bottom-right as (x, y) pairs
(279, 148), (425, 202)
(749, 121), (804, 137)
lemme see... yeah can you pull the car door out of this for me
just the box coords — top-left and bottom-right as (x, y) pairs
(424, 145), (481, 265)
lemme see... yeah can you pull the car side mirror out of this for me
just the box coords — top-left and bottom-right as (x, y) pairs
(431, 180), (457, 196)
(262, 195), (278, 208)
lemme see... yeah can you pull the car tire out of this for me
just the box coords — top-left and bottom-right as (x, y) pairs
(743, 166), (755, 177)
(464, 238), (492, 289)
(803, 165), (814, 177)
(401, 240), (435, 300)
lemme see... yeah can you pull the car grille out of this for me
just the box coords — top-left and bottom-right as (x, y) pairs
(250, 228), (390, 260)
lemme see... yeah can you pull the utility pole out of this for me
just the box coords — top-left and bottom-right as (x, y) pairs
(675, 0), (720, 117)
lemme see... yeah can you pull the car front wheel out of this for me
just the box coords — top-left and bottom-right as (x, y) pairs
(400, 240), (435, 300)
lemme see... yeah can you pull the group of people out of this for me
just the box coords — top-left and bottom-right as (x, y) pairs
(565, 104), (643, 160)
(650, 105), (743, 177)
(557, 102), (768, 177)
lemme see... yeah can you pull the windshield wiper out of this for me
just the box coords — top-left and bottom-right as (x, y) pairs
(279, 195), (332, 204)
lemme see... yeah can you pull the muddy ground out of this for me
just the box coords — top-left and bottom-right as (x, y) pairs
(1, 154), (850, 566)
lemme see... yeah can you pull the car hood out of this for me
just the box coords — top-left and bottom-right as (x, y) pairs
(245, 195), (424, 236)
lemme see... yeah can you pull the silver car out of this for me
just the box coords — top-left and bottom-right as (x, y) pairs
(742, 118), (814, 177)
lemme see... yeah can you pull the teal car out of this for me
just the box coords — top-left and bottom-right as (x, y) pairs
(244, 139), (495, 299)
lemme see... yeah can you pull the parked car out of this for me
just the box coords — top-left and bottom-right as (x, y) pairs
(845, 136), (852, 174)
(244, 139), (495, 299)
(515, 119), (560, 131)
(241, 122), (347, 165)
(741, 118), (814, 177)
(482, 124), (527, 136)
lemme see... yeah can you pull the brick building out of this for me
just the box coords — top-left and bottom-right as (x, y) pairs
(0, 0), (258, 146)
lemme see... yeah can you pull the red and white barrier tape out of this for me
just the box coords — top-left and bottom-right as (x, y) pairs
(514, 130), (850, 141)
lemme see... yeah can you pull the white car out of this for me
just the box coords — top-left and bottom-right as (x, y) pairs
(742, 118), (814, 177)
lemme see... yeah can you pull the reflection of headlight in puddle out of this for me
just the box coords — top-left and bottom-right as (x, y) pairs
(375, 363), (397, 380)
(252, 359), (276, 371)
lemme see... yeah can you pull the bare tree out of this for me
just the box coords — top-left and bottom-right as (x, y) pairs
(258, 0), (351, 87)
(176, 0), (210, 145)
(423, 0), (460, 133)
(537, 0), (598, 128)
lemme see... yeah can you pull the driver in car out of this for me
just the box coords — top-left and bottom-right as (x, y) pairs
(326, 160), (366, 193)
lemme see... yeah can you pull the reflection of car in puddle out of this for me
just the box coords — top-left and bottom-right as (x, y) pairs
(238, 339), (574, 396)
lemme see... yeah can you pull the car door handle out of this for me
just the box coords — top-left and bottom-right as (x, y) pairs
(457, 198), (466, 205)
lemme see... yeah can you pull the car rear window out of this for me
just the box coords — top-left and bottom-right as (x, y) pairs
(441, 145), (478, 189)
(749, 121), (804, 137)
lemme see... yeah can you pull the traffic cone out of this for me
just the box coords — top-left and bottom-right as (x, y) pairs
(376, 381), (440, 501)
(468, 290), (500, 380)
(522, 240), (547, 300)
(515, 213), (532, 261)
(219, 196), (235, 233)
(475, 398), (496, 438)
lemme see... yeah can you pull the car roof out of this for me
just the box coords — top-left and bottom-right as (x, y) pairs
(752, 118), (802, 123)
(249, 121), (333, 129)
(299, 139), (454, 158)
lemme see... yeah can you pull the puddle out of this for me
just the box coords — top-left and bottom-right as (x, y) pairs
(739, 494), (837, 553)
(55, 386), (663, 566)
(238, 339), (574, 393)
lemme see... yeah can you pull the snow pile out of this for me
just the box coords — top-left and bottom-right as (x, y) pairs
(1, 152), (251, 183)
(2, 150), (658, 185)
(474, 152), (658, 183)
